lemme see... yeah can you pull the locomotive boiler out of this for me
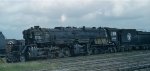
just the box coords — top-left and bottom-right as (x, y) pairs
(19, 26), (111, 61)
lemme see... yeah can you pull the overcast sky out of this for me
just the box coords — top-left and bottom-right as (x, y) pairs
(0, 0), (150, 39)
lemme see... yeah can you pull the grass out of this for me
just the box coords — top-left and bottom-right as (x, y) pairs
(0, 58), (6, 64)
(0, 62), (41, 71)
(0, 61), (58, 71)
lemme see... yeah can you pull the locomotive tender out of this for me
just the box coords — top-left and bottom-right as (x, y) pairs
(4, 26), (150, 62)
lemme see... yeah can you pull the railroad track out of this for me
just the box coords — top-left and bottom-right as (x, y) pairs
(55, 54), (150, 71)
(45, 50), (149, 64)
(35, 51), (150, 71)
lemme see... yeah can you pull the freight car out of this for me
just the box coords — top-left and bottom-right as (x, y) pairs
(0, 32), (6, 57)
(5, 26), (150, 62)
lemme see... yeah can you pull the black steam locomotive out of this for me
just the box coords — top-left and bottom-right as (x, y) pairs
(4, 26), (150, 62)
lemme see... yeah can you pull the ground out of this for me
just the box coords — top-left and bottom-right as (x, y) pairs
(1, 50), (150, 71)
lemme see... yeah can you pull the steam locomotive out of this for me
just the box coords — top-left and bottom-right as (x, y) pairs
(3, 26), (150, 62)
